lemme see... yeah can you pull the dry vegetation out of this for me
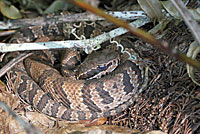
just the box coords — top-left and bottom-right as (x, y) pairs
(0, 0), (200, 133)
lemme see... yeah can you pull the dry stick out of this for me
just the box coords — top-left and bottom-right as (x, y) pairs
(68, 0), (200, 68)
(0, 11), (146, 30)
(0, 52), (33, 78)
(0, 30), (16, 37)
(0, 101), (41, 134)
(0, 17), (151, 53)
(170, 0), (200, 46)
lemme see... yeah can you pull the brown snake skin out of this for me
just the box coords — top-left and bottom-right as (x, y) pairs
(8, 22), (143, 121)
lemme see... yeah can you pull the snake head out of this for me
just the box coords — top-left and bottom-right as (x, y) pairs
(76, 48), (120, 80)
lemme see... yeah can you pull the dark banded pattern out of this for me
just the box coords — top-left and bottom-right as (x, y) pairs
(81, 81), (102, 112)
(8, 22), (144, 121)
(9, 55), (143, 121)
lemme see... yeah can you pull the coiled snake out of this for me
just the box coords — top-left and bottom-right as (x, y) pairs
(8, 22), (143, 121)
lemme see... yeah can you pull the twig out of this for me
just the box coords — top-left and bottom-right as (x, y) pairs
(0, 30), (16, 37)
(0, 101), (41, 134)
(170, 0), (200, 46)
(0, 11), (146, 30)
(0, 17), (151, 53)
(0, 52), (33, 78)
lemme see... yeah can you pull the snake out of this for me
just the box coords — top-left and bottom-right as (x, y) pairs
(8, 22), (143, 121)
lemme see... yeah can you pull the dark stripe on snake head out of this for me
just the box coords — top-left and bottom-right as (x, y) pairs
(95, 82), (114, 104)
(78, 68), (100, 79)
(81, 81), (102, 112)
(79, 65), (109, 79)
(78, 62), (114, 80)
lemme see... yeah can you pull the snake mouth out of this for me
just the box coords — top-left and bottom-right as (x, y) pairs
(78, 58), (120, 80)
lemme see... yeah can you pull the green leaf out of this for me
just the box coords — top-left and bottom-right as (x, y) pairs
(44, 0), (71, 14)
(137, 0), (164, 21)
(161, 1), (200, 21)
(0, 1), (22, 19)
(189, 8), (200, 21)
(186, 41), (200, 86)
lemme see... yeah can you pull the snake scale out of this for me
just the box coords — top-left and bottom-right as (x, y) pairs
(8, 22), (143, 121)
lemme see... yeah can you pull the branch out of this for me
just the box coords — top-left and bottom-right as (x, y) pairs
(0, 17), (151, 53)
(0, 11), (146, 30)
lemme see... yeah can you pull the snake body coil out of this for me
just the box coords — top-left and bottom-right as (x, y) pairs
(9, 23), (143, 121)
